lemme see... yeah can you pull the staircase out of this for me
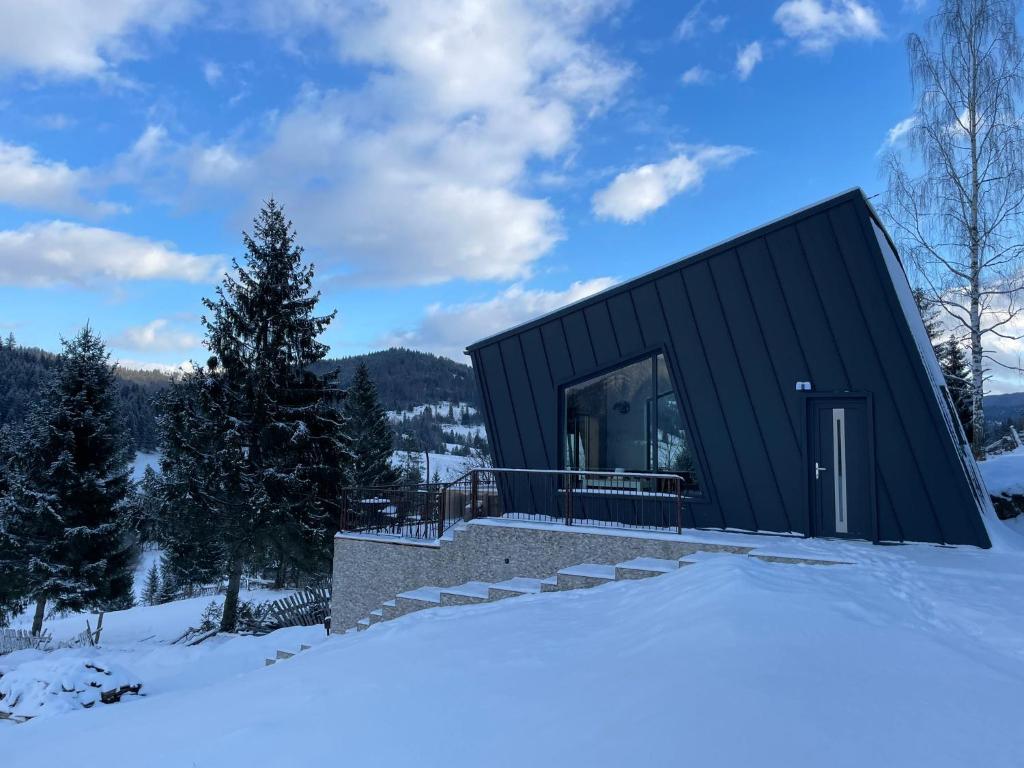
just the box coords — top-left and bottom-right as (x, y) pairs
(352, 555), (706, 632)
(347, 544), (852, 633)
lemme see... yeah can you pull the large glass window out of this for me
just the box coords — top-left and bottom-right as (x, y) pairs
(563, 353), (700, 491)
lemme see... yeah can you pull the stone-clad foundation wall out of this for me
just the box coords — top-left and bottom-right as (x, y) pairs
(331, 521), (734, 632)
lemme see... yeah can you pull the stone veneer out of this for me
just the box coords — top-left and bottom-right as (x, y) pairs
(331, 520), (750, 632)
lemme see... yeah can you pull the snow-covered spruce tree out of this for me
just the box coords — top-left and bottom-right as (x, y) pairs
(344, 363), (399, 488)
(133, 465), (164, 545)
(200, 199), (348, 632)
(914, 278), (977, 442)
(6, 327), (134, 633)
(940, 339), (975, 442)
(0, 425), (29, 626)
(155, 366), (232, 599)
(143, 561), (161, 606)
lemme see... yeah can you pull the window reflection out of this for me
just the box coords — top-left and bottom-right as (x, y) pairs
(564, 353), (700, 492)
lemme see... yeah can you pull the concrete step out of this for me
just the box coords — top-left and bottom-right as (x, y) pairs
(356, 618), (371, 632)
(276, 649), (295, 660)
(556, 563), (616, 591)
(382, 599), (400, 620)
(440, 581), (493, 607)
(395, 586), (443, 617)
(264, 657), (276, 666)
(539, 576), (560, 593)
(368, 608), (385, 625)
(614, 557), (680, 580)
(489, 577), (545, 601)
(299, 644), (312, 652)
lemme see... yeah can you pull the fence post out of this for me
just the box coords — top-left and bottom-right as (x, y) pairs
(565, 472), (573, 526)
(470, 470), (478, 521)
(675, 479), (683, 536)
(438, 486), (445, 538)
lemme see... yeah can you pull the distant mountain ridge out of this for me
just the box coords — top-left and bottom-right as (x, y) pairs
(311, 348), (480, 412)
(0, 344), (168, 451)
(0, 345), (481, 454)
(982, 392), (1024, 426)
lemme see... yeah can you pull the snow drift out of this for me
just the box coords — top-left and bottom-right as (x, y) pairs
(4, 540), (1024, 767)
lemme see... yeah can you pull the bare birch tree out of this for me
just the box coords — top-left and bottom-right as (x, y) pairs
(882, 0), (1024, 457)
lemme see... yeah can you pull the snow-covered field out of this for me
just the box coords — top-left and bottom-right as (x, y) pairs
(979, 446), (1024, 496)
(5, 520), (1024, 766)
(387, 401), (478, 423)
(392, 450), (474, 480)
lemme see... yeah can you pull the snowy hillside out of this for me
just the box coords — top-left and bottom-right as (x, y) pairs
(979, 447), (1024, 496)
(5, 530), (1024, 766)
(388, 400), (487, 480)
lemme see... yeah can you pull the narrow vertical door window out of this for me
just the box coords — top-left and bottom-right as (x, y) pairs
(832, 408), (848, 534)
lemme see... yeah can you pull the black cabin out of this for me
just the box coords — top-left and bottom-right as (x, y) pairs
(466, 189), (992, 548)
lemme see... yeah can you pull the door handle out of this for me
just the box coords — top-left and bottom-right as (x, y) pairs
(815, 462), (827, 480)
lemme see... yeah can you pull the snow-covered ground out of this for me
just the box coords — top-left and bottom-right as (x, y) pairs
(979, 446), (1024, 496)
(387, 401), (477, 423)
(392, 450), (474, 480)
(1, 586), (321, 726)
(441, 422), (487, 440)
(5, 522), (1024, 766)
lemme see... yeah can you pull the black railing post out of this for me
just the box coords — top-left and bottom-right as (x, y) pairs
(675, 479), (683, 535)
(565, 472), (573, 526)
(470, 470), (478, 521)
(438, 485), (445, 538)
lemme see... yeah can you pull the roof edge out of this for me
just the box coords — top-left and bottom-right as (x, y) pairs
(465, 187), (869, 354)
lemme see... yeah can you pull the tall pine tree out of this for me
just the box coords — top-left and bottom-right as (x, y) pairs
(344, 363), (399, 487)
(155, 366), (231, 598)
(142, 561), (161, 606)
(1, 327), (134, 633)
(939, 339), (975, 444)
(197, 199), (348, 631)
(915, 286), (976, 442)
(0, 424), (29, 626)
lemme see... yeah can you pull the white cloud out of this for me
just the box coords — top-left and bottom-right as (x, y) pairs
(883, 115), (917, 148)
(736, 41), (763, 81)
(675, 2), (728, 40)
(774, 0), (883, 52)
(592, 146), (751, 224)
(0, 0), (199, 79)
(39, 113), (75, 130)
(383, 277), (619, 361)
(681, 65), (711, 85)
(0, 221), (222, 287)
(187, 0), (631, 285)
(188, 143), (248, 185)
(113, 318), (202, 353)
(203, 60), (223, 85)
(0, 140), (120, 216)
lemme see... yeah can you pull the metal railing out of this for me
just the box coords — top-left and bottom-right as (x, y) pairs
(338, 467), (687, 541)
(339, 482), (450, 540)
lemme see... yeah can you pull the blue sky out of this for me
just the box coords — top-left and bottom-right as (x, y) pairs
(0, 0), (943, 371)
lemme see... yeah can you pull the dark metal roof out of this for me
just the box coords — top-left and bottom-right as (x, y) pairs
(466, 187), (879, 354)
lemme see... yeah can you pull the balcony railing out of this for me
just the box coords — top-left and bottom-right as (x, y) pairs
(338, 467), (687, 542)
